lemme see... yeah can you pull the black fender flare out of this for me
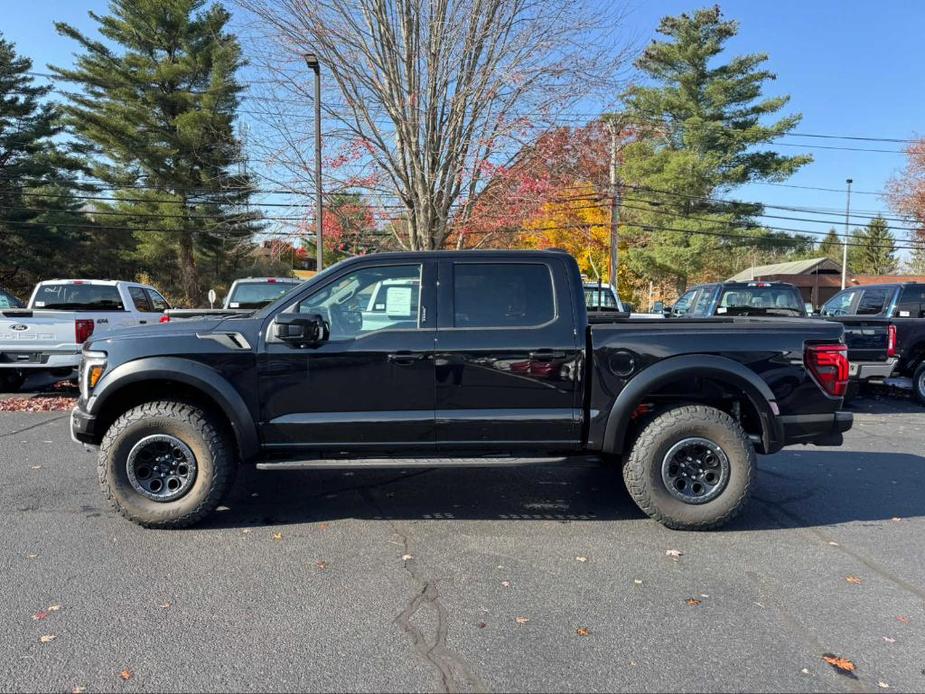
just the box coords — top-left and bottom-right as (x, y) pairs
(87, 356), (260, 461)
(602, 354), (783, 455)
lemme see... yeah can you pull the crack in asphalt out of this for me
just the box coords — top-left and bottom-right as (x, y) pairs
(359, 485), (486, 694)
(0, 414), (68, 438)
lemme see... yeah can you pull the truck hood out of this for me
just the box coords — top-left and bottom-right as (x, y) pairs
(84, 316), (260, 350)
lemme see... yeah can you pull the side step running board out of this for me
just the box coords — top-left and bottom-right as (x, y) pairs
(256, 456), (567, 470)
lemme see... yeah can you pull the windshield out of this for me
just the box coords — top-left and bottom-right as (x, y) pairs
(227, 281), (300, 309)
(31, 283), (125, 311)
(0, 289), (23, 309)
(584, 286), (619, 309)
(716, 286), (804, 316)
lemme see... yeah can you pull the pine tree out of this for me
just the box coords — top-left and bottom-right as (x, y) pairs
(620, 6), (811, 291)
(849, 216), (897, 275)
(0, 34), (93, 296)
(52, 0), (259, 304)
(818, 228), (842, 264)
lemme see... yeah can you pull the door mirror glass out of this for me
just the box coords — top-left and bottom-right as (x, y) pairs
(275, 313), (328, 345)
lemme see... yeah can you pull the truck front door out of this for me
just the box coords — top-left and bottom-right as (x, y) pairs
(259, 260), (436, 452)
(434, 258), (583, 451)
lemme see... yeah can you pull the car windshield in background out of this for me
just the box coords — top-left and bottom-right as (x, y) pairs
(0, 289), (23, 309)
(716, 286), (803, 316)
(584, 287), (619, 308)
(32, 284), (125, 310)
(228, 282), (299, 309)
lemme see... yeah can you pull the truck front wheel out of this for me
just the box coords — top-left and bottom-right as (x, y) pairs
(622, 404), (754, 530)
(98, 401), (235, 528)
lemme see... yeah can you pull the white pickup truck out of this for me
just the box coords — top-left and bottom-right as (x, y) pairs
(0, 279), (171, 391)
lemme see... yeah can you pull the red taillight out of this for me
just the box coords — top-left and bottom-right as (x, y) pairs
(267, 278), (277, 284)
(75, 319), (95, 344)
(159, 314), (171, 323)
(805, 344), (849, 398)
(887, 324), (897, 358)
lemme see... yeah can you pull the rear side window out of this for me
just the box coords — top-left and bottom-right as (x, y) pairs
(128, 286), (151, 312)
(32, 283), (125, 311)
(145, 288), (170, 311)
(896, 286), (925, 318)
(856, 287), (891, 315)
(453, 263), (554, 328)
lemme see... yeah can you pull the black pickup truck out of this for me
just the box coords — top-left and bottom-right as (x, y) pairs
(71, 250), (852, 530)
(820, 283), (925, 403)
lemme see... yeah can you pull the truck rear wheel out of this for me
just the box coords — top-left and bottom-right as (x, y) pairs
(913, 362), (925, 406)
(0, 370), (25, 392)
(98, 401), (234, 528)
(623, 404), (754, 530)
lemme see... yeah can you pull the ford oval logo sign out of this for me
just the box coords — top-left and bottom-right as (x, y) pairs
(10, 324), (28, 331)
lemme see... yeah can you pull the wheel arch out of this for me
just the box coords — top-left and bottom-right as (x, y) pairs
(87, 357), (260, 462)
(602, 354), (783, 456)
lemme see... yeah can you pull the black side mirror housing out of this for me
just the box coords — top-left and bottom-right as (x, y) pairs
(275, 313), (328, 345)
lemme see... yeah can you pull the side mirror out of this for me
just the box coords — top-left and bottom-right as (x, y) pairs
(275, 313), (328, 345)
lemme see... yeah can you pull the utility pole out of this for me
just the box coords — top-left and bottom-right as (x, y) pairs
(842, 178), (853, 289)
(304, 53), (323, 272)
(607, 119), (621, 300)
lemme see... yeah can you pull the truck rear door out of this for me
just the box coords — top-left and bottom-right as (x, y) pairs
(433, 257), (583, 450)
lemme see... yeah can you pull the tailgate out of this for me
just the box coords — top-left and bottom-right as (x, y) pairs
(0, 310), (78, 357)
(832, 318), (891, 362)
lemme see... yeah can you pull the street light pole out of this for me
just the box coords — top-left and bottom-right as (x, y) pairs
(304, 53), (323, 272)
(841, 178), (853, 290)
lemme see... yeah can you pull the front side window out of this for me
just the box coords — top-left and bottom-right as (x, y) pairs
(453, 263), (554, 328)
(296, 264), (421, 339)
(856, 288), (890, 316)
(0, 289), (23, 309)
(690, 286), (716, 316)
(145, 288), (170, 311)
(821, 289), (857, 317)
(128, 286), (151, 312)
(672, 289), (700, 316)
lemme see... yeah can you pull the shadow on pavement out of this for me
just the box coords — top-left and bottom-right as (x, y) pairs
(199, 448), (925, 532)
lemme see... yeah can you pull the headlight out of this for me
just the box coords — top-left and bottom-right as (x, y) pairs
(80, 351), (107, 400)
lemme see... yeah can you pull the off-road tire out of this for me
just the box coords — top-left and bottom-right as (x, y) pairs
(98, 401), (234, 528)
(622, 404), (754, 530)
(913, 361), (925, 406)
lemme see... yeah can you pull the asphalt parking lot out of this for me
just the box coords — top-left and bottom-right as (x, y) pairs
(1, 394), (924, 693)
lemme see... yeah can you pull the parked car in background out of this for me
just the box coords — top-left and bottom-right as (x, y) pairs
(671, 281), (807, 318)
(72, 250), (851, 531)
(0, 287), (24, 309)
(821, 283), (925, 403)
(0, 279), (170, 391)
(163, 277), (301, 321)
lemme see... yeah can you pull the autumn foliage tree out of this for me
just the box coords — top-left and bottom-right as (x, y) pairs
(888, 139), (925, 273)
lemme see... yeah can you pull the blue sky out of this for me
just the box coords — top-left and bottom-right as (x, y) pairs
(4, 1), (924, 248)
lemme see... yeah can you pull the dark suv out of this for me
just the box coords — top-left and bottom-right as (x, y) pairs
(672, 281), (808, 318)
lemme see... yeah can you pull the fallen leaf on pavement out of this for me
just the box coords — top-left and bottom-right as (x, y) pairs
(845, 575), (863, 585)
(119, 670), (134, 681)
(160, 602), (171, 609)
(72, 687), (86, 694)
(896, 616), (909, 623)
(0, 395), (76, 412)
(576, 627), (590, 636)
(316, 560), (327, 570)
(515, 616), (530, 624)
(318, 522), (329, 530)
(26, 554), (37, 559)
(478, 622), (487, 629)
(272, 532), (283, 541)
(32, 611), (48, 621)
(878, 682), (890, 689)
(822, 654), (857, 677)
(575, 556), (588, 562)
(39, 634), (56, 643)
(665, 549), (683, 558)
(633, 579), (643, 585)
(47, 604), (61, 612)
(500, 581), (511, 587)
(882, 636), (895, 643)
(31, 465), (42, 470)
(686, 598), (702, 607)
(401, 554), (413, 561)
(800, 668), (809, 675)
